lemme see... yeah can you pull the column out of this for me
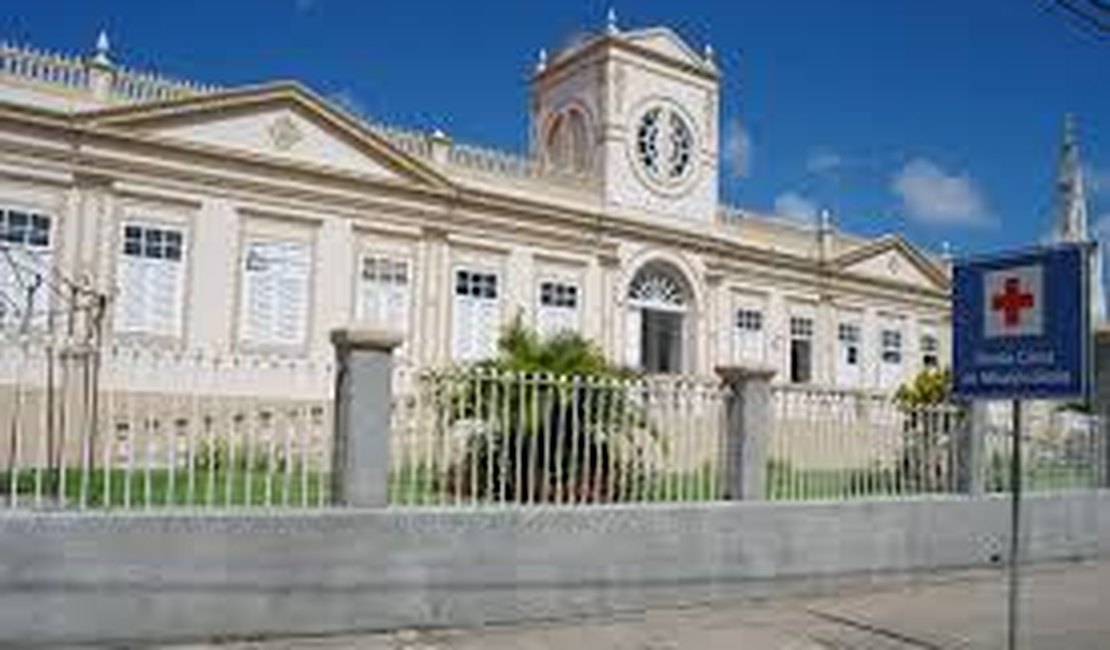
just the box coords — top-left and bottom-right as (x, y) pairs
(188, 199), (237, 353)
(419, 227), (450, 367)
(314, 216), (354, 356)
(703, 271), (725, 377)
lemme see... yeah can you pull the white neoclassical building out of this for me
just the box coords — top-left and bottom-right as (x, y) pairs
(0, 23), (954, 392)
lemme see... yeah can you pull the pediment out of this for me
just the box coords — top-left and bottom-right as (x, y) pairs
(78, 84), (449, 188)
(621, 28), (714, 73)
(834, 236), (949, 291)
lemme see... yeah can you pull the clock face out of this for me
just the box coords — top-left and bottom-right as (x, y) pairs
(634, 106), (695, 186)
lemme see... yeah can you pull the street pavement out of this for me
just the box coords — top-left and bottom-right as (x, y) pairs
(163, 559), (1110, 649)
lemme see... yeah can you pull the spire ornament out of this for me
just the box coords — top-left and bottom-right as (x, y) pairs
(1052, 114), (1105, 322)
(536, 48), (547, 73)
(1056, 113), (1088, 243)
(92, 30), (111, 67)
(606, 8), (619, 35)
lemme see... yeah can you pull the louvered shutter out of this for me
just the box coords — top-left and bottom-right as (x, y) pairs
(241, 239), (309, 346)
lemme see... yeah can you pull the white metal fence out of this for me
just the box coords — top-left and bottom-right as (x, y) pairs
(769, 386), (1105, 500)
(769, 387), (967, 500)
(1, 337), (334, 510)
(389, 369), (726, 506)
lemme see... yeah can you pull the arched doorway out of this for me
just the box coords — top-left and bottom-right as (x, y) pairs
(626, 262), (693, 374)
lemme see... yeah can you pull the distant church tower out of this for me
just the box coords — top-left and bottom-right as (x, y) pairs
(1053, 116), (1105, 324)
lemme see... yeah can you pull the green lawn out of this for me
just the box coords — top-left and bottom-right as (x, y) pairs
(388, 460), (1101, 505)
(4, 461), (1095, 509)
(0, 467), (329, 508)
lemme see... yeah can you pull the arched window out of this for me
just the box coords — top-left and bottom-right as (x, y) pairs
(565, 109), (589, 173)
(546, 114), (569, 171)
(628, 264), (688, 312)
(545, 109), (590, 174)
(626, 262), (693, 374)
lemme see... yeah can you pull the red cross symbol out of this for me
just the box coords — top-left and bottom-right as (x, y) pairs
(991, 277), (1035, 327)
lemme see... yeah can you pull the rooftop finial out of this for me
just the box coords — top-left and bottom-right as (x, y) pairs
(92, 29), (111, 66)
(818, 208), (833, 232)
(703, 43), (714, 62)
(536, 48), (548, 73)
(606, 7), (619, 35)
(940, 241), (953, 261)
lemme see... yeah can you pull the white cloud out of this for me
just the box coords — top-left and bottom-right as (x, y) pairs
(773, 191), (819, 223)
(806, 149), (844, 175)
(891, 158), (990, 226)
(723, 118), (752, 178)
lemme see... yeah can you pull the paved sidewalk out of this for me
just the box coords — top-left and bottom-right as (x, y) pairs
(163, 560), (1110, 649)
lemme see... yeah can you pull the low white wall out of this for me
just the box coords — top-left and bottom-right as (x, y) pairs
(1, 492), (1108, 646)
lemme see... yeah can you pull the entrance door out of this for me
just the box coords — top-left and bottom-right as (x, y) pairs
(642, 309), (683, 374)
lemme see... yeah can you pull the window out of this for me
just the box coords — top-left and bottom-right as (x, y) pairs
(546, 110), (590, 174)
(0, 210), (50, 247)
(537, 280), (579, 337)
(789, 316), (814, 384)
(115, 223), (186, 337)
(0, 208), (53, 330)
(635, 106), (694, 182)
(239, 238), (310, 347)
(733, 307), (765, 365)
(452, 268), (500, 361)
(358, 255), (410, 337)
(838, 323), (860, 366)
(921, 334), (939, 369)
(539, 281), (577, 308)
(736, 309), (763, 331)
(790, 316), (814, 339)
(455, 270), (498, 299)
(122, 225), (183, 261)
(881, 329), (903, 364)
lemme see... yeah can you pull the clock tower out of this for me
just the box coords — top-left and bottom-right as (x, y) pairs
(531, 14), (721, 222)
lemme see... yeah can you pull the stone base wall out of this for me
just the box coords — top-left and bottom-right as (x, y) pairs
(1, 492), (1108, 645)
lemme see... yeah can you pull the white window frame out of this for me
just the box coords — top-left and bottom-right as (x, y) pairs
(0, 207), (53, 330)
(733, 307), (765, 364)
(920, 332), (940, 369)
(881, 329), (903, 365)
(789, 315), (815, 384)
(452, 267), (501, 362)
(357, 253), (411, 337)
(536, 278), (580, 337)
(114, 221), (188, 339)
(238, 237), (312, 349)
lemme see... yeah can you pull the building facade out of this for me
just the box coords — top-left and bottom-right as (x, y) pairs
(0, 24), (953, 392)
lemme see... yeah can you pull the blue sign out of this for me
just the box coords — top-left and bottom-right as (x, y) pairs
(953, 243), (1090, 400)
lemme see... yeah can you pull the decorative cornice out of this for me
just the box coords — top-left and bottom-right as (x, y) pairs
(0, 95), (948, 306)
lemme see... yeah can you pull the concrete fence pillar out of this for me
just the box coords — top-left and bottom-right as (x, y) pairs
(715, 366), (776, 500)
(955, 401), (988, 496)
(330, 328), (403, 507)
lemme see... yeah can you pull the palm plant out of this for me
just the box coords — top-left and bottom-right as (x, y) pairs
(440, 318), (651, 503)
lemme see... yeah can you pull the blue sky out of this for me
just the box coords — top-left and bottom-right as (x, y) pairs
(4, 1), (1109, 258)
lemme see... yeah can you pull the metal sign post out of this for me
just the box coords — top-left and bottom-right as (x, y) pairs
(1007, 399), (1021, 650)
(953, 243), (1091, 650)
